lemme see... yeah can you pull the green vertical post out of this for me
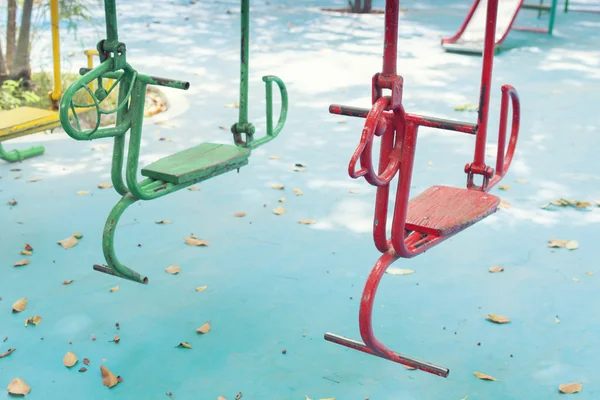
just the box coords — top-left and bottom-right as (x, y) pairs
(548, 0), (558, 34)
(104, 0), (119, 45)
(564, 0), (569, 12)
(238, 0), (250, 132)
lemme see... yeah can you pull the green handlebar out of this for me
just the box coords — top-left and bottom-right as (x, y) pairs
(248, 75), (288, 149)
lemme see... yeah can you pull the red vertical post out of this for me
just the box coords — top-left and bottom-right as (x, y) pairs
(382, 0), (399, 76)
(473, 0), (499, 166)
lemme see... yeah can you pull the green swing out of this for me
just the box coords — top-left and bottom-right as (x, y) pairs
(59, 0), (288, 284)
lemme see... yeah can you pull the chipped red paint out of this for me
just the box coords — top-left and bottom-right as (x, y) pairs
(324, 0), (521, 377)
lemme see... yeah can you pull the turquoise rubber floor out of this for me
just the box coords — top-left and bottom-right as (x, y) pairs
(1, 0), (600, 398)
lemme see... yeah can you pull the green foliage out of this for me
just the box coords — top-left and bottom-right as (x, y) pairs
(0, 79), (41, 110)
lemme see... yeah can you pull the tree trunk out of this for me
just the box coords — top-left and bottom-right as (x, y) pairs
(362, 0), (372, 13)
(6, 0), (17, 71)
(10, 0), (33, 85)
(0, 41), (7, 84)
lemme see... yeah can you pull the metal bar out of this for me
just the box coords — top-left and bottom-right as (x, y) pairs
(548, 0), (558, 34)
(329, 104), (477, 134)
(382, 0), (399, 75)
(324, 333), (450, 377)
(237, 0), (250, 128)
(522, 2), (552, 10)
(473, 0), (499, 166)
(50, 0), (61, 106)
(104, 0), (119, 44)
(78, 68), (190, 90)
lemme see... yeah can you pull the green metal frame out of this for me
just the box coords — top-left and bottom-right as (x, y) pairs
(59, 0), (288, 284)
(0, 142), (45, 162)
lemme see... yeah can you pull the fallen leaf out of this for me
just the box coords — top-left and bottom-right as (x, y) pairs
(79, 367), (87, 372)
(13, 260), (30, 267)
(20, 250), (32, 256)
(110, 286), (119, 293)
(57, 236), (78, 249)
(273, 206), (286, 215)
(196, 286), (208, 292)
(455, 103), (478, 112)
(499, 185), (510, 191)
(184, 237), (210, 246)
(489, 266), (504, 273)
(83, 358), (90, 365)
(24, 316), (42, 327)
(555, 317), (560, 323)
(166, 265), (181, 275)
(63, 280), (74, 285)
(155, 220), (172, 224)
(224, 102), (239, 108)
(573, 277), (579, 282)
(0, 348), (15, 358)
(486, 314), (510, 324)
(234, 212), (246, 217)
(386, 268), (414, 275)
(474, 372), (497, 381)
(73, 232), (83, 239)
(112, 336), (120, 344)
(100, 365), (119, 388)
(298, 220), (317, 225)
(77, 191), (90, 195)
(6, 378), (31, 395)
(196, 322), (211, 334)
(278, 197), (286, 203)
(348, 189), (360, 194)
(7, 200), (17, 206)
(403, 365), (417, 370)
(28, 177), (43, 182)
(586, 271), (594, 275)
(271, 184), (284, 190)
(290, 166), (306, 172)
(177, 342), (192, 349)
(10, 168), (21, 171)
(98, 182), (113, 189)
(548, 239), (568, 248)
(188, 186), (200, 191)
(235, 393), (242, 400)
(566, 240), (579, 250)
(540, 203), (551, 209)
(558, 382), (582, 394)
(515, 179), (529, 183)
(218, 396), (227, 400)
(63, 351), (78, 367)
(498, 200), (511, 209)
(159, 137), (172, 142)
(294, 188), (303, 196)
(12, 298), (27, 313)
(269, 155), (281, 160)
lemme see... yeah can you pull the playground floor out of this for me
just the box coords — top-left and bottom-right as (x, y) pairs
(2, 0), (600, 398)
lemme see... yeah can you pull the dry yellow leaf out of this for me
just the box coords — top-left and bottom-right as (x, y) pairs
(269, 155), (282, 160)
(278, 197), (286, 203)
(273, 206), (286, 215)
(196, 322), (211, 334)
(6, 378), (31, 396)
(196, 285), (208, 292)
(558, 382), (582, 394)
(28, 177), (43, 182)
(498, 200), (511, 209)
(24, 316), (42, 327)
(218, 396), (227, 400)
(489, 266), (504, 273)
(298, 220), (317, 225)
(234, 212), (246, 217)
(20, 250), (32, 256)
(515, 179), (529, 183)
(0, 348), (15, 358)
(63, 351), (78, 367)
(548, 239), (568, 248)
(100, 365), (119, 388)
(57, 236), (78, 249)
(177, 342), (192, 349)
(271, 184), (284, 190)
(294, 188), (303, 196)
(13, 259), (30, 267)
(403, 365), (417, 370)
(566, 240), (579, 250)
(386, 268), (414, 275)
(98, 182), (113, 189)
(486, 314), (510, 324)
(290, 166), (307, 172)
(474, 372), (497, 381)
(166, 265), (181, 275)
(555, 317), (560, 323)
(586, 271), (594, 275)
(499, 185), (510, 191)
(110, 286), (119, 293)
(155, 220), (172, 224)
(540, 203), (551, 209)
(184, 236), (210, 246)
(348, 189), (360, 194)
(77, 191), (90, 195)
(188, 186), (200, 191)
(12, 298), (27, 313)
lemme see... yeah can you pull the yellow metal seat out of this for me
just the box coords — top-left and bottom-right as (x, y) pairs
(0, 107), (61, 142)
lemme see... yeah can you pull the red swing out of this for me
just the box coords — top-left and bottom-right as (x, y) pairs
(324, 0), (521, 378)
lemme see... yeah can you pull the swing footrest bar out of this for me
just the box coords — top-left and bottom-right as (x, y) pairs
(324, 333), (450, 377)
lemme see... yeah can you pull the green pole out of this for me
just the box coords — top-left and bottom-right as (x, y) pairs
(238, 0), (250, 130)
(548, 0), (558, 34)
(104, 0), (119, 45)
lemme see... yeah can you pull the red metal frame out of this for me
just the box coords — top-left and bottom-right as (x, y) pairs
(324, 0), (521, 378)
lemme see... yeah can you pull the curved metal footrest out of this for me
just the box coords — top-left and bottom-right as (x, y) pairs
(0, 142), (45, 162)
(324, 333), (449, 377)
